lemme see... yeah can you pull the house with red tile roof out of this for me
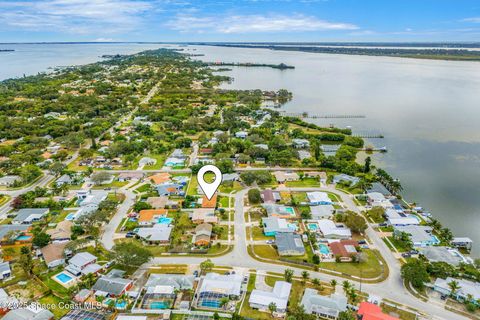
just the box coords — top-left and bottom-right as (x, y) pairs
(357, 302), (399, 320)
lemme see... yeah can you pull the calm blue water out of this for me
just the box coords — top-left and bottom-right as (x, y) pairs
(0, 43), (168, 80)
(16, 235), (32, 241)
(150, 301), (170, 309)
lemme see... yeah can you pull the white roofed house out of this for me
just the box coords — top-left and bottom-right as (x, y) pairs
(0, 262), (11, 280)
(249, 281), (292, 314)
(307, 192), (333, 205)
(0, 175), (21, 187)
(55, 174), (72, 186)
(196, 273), (244, 310)
(333, 174), (360, 186)
(136, 224), (172, 244)
(385, 208), (420, 226)
(273, 171), (299, 183)
(433, 277), (480, 305)
(235, 131), (248, 139)
(12, 208), (49, 224)
(317, 219), (352, 239)
(65, 252), (99, 276)
(310, 205), (335, 219)
(292, 139), (310, 149)
(451, 237), (473, 251)
(366, 192), (393, 208)
(300, 288), (348, 319)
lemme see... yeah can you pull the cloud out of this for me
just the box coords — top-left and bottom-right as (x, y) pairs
(166, 13), (358, 33)
(0, 0), (153, 34)
(463, 17), (480, 23)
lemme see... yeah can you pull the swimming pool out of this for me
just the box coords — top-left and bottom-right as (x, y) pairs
(319, 244), (330, 255)
(284, 207), (295, 214)
(287, 223), (298, 231)
(16, 235), (32, 241)
(158, 216), (173, 224)
(307, 223), (318, 231)
(65, 213), (75, 221)
(201, 299), (221, 308)
(150, 301), (170, 309)
(116, 300), (127, 309)
(55, 272), (74, 284)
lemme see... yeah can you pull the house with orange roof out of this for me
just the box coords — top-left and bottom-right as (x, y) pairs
(42, 151), (52, 159)
(357, 302), (399, 320)
(138, 209), (168, 226)
(148, 173), (171, 185)
(201, 194), (217, 208)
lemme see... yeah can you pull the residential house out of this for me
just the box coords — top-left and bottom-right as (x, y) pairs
(145, 274), (195, 290)
(262, 204), (296, 218)
(235, 131), (248, 139)
(317, 219), (352, 239)
(433, 277), (480, 305)
(197, 273), (243, 303)
(301, 288), (347, 319)
(275, 233), (305, 256)
(393, 225), (439, 247)
(261, 189), (281, 203)
(61, 310), (106, 320)
(136, 224), (172, 244)
(366, 192), (393, 208)
(117, 172), (144, 181)
(74, 190), (108, 220)
(148, 173), (171, 185)
(0, 262), (11, 280)
(46, 220), (73, 241)
(254, 144), (268, 150)
(385, 208), (420, 226)
(0, 288), (16, 315)
(0, 225), (30, 242)
(249, 281), (292, 314)
(193, 223), (213, 246)
(3, 305), (54, 320)
(262, 217), (295, 236)
(41, 242), (68, 268)
(12, 208), (49, 224)
(201, 194), (218, 208)
(74, 289), (92, 303)
(357, 302), (399, 320)
(298, 150), (312, 160)
(367, 182), (392, 197)
(66, 252), (98, 276)
(223, 173), (239, 182)
(292, 139), (310, 149)
(146, 196), (168, 209)
(92, 274), (133, 297)
(419, 247), (470, 266)
(310, 205), (335, 219)
(155, 183), (184, 197)
(191, 209), (218, 224)
(273, 171), (299, 183)
(139, 157), (156, 166)
(306, 192), (333, 205)
(0, 175), (21, 187)
(305, 171), (327, 184)
(329, 240), (359, 262)
(333, 174), (360, 186)
(138, 209), (168, 226)
(55, 174), (72, 186)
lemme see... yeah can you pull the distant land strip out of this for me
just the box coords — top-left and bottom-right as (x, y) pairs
(197, 43), (480, 61)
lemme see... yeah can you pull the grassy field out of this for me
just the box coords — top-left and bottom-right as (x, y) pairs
(285, 178), (320, 187)
(38, 294), (70, 319)
(381, 303), (418, 320)
(253, 245), (279, 260)
(320, 249), (386, 279)
(91, 179), (129, 189)
(386, 236), (411, 252)
(219, 181), (243, 193)
(250, 226), (271, 241)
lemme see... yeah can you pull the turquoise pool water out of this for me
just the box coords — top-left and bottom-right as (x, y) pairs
(319, 244), (330, 255)
(158, 216), (173, 224)
(201, 299), (221, 308)
(287, 223), (297, 231)
(65, 213), (75, 221)
(150, 301), (169, 309)
(56, 272), (73, 283)
(308, 223), (318, 231)
(116, 300), (127, 309)
(16, 235), (32, 241)
(284, 207), (294, 214)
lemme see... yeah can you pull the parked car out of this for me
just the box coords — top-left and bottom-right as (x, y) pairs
(358, 240), (367, 245)
(266, 240), (275, 244)
(193, 270), (199, 277)
(126, 232), (136, 238)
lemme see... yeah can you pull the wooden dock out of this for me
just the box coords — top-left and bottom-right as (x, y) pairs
(281, 111), (366, 119)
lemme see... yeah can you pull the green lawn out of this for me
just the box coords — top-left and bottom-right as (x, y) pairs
(291, 192), (308, 203)
(38, 294), (70, 319)
(386, 236), (411, 252)
(320, 249), (386, 279)
(381, 303), (418, 320)
(219, 181), (243, 193)
(187, 175), (199, 195)
(253, 245), (279, 260)
(249, 226), (271, 241)
(135, 183), (152, 193)
(91, 179), (129, 189)
(285, 178), (319, 187)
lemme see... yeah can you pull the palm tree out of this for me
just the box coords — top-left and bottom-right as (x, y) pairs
(312, 278), (321, 287)
(342, 280), (352, 293)
(448, 280), (461, 298)
(301, 271), (310, 284)
(330, 279), (337, 289)
(347, 289), (358, 304)
(268, 302), (277, 315)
